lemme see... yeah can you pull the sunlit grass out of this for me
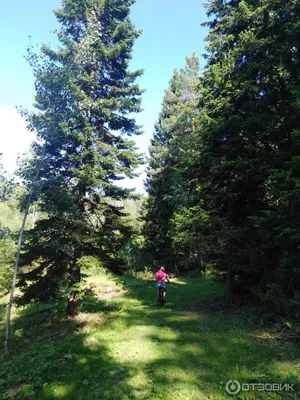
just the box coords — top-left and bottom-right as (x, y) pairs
(0, 269), (299, 399)
(44, 383), (76, 399)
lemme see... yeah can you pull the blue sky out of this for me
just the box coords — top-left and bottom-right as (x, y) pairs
(0, 0), (208, 190)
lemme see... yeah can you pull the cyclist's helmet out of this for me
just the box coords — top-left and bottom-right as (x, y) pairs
(160, 267), (165, 271)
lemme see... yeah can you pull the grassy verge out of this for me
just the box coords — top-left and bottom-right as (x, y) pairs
(0, 269), (299, 399)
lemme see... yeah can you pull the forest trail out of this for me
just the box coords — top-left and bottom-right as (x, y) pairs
(0, 272), (299, 399)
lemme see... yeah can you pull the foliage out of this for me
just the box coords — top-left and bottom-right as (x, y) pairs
(0, 238), (16, 295)
(143, 54), (200, 270)
(143, 0), (300, 317)
(16, 0), (144, 310)
(0, 155), (15, 203)
(0, 167), (29, 294)
(191, 0), (300, 306)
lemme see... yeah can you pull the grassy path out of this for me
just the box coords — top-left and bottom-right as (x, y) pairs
(0, 272), (299, 399)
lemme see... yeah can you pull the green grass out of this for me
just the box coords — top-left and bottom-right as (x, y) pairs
(0, 270), (299, 399)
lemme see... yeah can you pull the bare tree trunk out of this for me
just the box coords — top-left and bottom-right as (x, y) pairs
(4, 145), (46, 356)
(5, 194), (32, 356)
(31, 203), (38, 229)
(66, 298), (78, 316)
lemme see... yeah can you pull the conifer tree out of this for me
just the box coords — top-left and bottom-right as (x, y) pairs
(189, 0), (300, 300)
(144, 54), (200, 270)
(17, 0), (143, 314)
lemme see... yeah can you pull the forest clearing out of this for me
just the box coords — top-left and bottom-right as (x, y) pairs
(1, 269), (299, 399)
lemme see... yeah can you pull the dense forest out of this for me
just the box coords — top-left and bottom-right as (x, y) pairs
(1, 0), (299, 329)
(144, 0), (300, 318)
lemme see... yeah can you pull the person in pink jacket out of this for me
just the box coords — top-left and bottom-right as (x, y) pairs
(155, 267), (170, 300)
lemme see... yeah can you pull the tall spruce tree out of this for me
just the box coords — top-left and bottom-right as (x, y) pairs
(17, 0), (143, 314)
(187, 0), (300, 303)
(144, 54), (200, 270)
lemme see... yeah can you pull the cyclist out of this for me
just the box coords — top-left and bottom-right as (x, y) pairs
(155, 266), (170, 301)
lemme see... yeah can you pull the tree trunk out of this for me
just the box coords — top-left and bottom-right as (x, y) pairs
(5, 145), (46, 356)
(67, 298), (78, 317)
(227, 264), (233, 300)
(66, 263), (81, 317)
(289, 198), (298, 214)
(31, 203), (38, 229)
(227, 243), (233, 300)
(200, 257), (206, 273)
(5, 200), (31, 356)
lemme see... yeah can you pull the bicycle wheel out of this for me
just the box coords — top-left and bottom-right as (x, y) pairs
(156, 289), (160, 309)
(157, 288), (163, 309)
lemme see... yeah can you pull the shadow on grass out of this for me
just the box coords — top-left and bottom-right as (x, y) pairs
(0, 294), (140, 399)
(1, 332), (139, 399)
(0, 273), (299, 399)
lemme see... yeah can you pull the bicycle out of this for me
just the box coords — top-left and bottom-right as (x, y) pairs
(157, 286), (165, 309)
(156, 281), (169, 309)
